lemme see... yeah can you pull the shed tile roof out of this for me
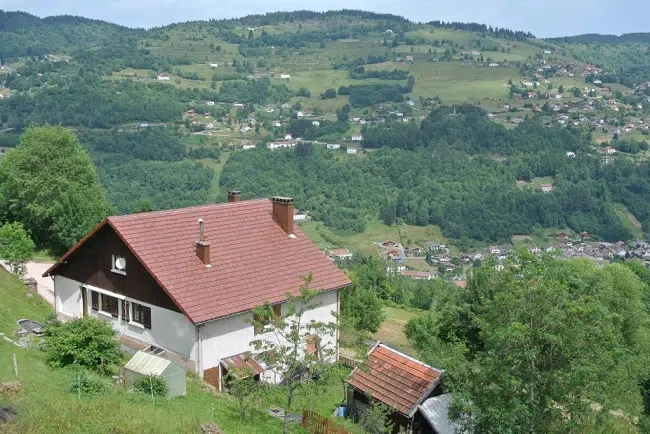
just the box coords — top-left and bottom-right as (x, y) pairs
(221, 352), (264, 378)
(46, 199), (351, 324)
(347, 343), (442, 416)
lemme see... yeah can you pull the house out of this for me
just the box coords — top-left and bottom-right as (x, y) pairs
(351, 135), (363, 141)
(555, 232), (568, 240)
(566, 151), (576, 158)
(605, 146), (616, 154)
(539, 183), (554, 193)
(489, 63), (500, 67)
(488, 246), (500, 255)
(157, 73), (170, 81)
(204, 100), (215, 106)
(382, 240), (396, 247)
(346, 343), (444, 434)
(601, 155), (613, 165)
(452, 280), (466, 288)
(240, 126), (251, 133)
(209, 63), (219, 68)
(296, 111), (305, 118)
(272, 121), (282, 128)
(405, 55), (414, 62)
(386, 249), (401, 260)
(293, 208), (308, 221)
(346, 147), (359, 155)
(399, 270), (435, 280)
(581, 231), (592, 240)
(311, 121), (320, 127)
(328, 249), (353, 260)
(233, 102), (245, 108)
(266, 141), (295, 150)
(326, 143), (341, 150)
(44, 195), (351, 391)
(280, 73), (291, 79)
(284, 133), (293, 140)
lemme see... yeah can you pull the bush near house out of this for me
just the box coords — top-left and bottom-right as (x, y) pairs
(43, 316), (123, 372)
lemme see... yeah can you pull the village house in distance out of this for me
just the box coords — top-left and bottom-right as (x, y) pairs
(43, 191), (351, 390)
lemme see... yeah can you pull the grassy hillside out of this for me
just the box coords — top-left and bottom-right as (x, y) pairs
(0, 269), (52, 335)
(0, 269), (356, 433)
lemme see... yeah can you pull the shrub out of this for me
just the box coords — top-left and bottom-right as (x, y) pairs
(43, 316), (122, 372)
(134, 375), (168, 397)
(68, 369), (110, 396)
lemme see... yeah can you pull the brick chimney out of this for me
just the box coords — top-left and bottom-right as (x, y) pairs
(228, 190), (241, 203)
(196, 218), (211, 267)
(272, 196), (294, 236)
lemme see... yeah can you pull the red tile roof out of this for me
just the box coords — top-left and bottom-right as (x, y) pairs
(220, 352), (264, 378)
(46, 199), (351, 324)
(347, 343), (442, 417)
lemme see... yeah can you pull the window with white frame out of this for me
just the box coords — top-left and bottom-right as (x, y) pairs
(111, 254), (127, 275)
(130, 301), (151, 329)
(99, 293), (119, 318)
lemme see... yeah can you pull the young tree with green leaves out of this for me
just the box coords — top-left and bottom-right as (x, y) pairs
(0, 222), (35, 277)
(224, 366), (263, 420)
(250, 274), (338, 434)
(0, 126), (112, 254)
(409, 252), (650, 433)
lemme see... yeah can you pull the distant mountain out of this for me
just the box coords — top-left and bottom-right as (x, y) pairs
(0, 10), (141, 59)
(548, 33), (650, 44)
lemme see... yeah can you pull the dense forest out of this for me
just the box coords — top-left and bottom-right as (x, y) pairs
(0, 10), (142, 60)
(221, 106), (648, 246)
(552, 36), (650, 87)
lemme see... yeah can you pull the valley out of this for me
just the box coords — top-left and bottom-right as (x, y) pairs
(1, 9), (650, 264)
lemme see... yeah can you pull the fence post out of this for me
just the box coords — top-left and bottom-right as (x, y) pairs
(12, 353), (18, 377)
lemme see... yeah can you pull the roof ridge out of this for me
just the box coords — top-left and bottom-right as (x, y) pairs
(378, 343), (442, 373)
(108, 198), (270, 221)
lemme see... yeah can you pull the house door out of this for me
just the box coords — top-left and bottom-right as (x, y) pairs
(81, 287), (88, 317)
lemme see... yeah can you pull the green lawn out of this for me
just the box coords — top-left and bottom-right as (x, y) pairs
(0, 268), (52, 335)
(299, 220), (448, 257)
(614, 203), (644, 239)
(0, 269), (353, 433)
(197, 151), (231, 202)
(373, 307), (418, 355)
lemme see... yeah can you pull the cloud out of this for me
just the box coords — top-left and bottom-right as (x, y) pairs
(1, 0), (648, 37)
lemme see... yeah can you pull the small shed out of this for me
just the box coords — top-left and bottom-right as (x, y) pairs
(124, 351), (186, 397)
(418, 394), (464, 434)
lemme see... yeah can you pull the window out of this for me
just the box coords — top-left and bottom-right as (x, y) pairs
(100, 293), (119, 318)
(121, 300), (130, 322)
(253, 304), (282, 335)
(91, 291), (99, 311)
(306, 335), (319, 357)
(131, 302), (151, 329)
(111, 254), (127, 275)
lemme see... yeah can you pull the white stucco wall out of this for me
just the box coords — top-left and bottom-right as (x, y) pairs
(53, 276), (197, 362)
(200, 289), (340, 377)
(54, 275), (83, 318)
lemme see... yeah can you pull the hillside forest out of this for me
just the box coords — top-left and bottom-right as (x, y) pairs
(1, 9), (650, 254)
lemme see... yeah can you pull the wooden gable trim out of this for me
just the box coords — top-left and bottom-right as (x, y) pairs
(104, 220), (195, 324)
(43, 218), (109, 277)
(44, 218), (193, 324)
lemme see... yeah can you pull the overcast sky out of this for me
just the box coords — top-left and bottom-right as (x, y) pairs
(1, 0), (647, 38)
